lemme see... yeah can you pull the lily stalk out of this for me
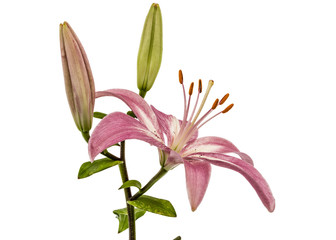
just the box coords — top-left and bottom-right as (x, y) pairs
(60, 21), (95, 133)
(137, 3), (163, 98)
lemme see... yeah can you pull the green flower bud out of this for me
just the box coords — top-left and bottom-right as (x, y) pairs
(137, 3), (163, 98)
(59, 22), (95, 133)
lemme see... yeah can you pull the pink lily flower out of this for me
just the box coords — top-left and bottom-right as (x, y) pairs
(88, 71), (275, 212)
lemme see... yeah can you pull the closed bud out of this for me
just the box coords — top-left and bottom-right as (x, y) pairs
(59, 22), (95, 133)
(137, 3), (163, 97)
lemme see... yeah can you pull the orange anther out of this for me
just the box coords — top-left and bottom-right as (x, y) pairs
(179, 70), (183, 84)
(211, 98), (219, 110)
(222, 103), (234, 113)
(189, 82), (194, 95)
(198, 79), (202, 93)
(219, 93), (229, 105)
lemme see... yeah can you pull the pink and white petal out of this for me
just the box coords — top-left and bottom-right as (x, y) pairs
(151, 106), (199, 147)
(88, 112), (168, 161)
(235, 152), (254, 165)
(184, 160), (212, 211)
(151, 106), (180, 146)
(96, 89), (163, 139)
(181, 123), (199, 146)
(189, 152), (275, 212)
(181, 136), (253, 165)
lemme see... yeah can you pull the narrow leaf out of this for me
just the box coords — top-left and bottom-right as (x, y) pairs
(119, 180), (142, 190)
(113, 208), (146, 233)
(128, 195), (176, 217)
(78, 158), (122, 179)
(94, 111), (107, 119)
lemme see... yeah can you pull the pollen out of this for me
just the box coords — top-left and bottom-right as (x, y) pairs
(219, 93), (229, 105)
(211, 98), (219, 110)
(198, 79), (202, 93)
(222, 103), (234, 113)
(189, 82), (194, 95)
(179, 70), (183, 84)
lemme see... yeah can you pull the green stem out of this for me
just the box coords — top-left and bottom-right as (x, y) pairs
(119, 141), (136, 240)
(131, 167), (167, 200)
(101, 150), (120, 161)
(81, 131), (90, 142)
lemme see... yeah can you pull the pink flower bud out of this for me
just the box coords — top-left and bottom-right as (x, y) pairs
(60, 22), (95, 133)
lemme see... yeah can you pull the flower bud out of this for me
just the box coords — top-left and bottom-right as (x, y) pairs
(59, 22), (95, 133)
(137, 3), (163, 97)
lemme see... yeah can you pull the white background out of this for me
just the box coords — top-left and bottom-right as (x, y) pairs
(1, 0), (336, 239)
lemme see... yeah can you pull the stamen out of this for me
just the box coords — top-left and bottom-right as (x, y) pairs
(211, 98), (219, 110)
(196, 103), (235, 130)
(222, 103), (234, 113)
(191, 80), (214, 124)
(179, 70), (183, 84)
(219, 93), (229, 105)
(189, 82), (194, 95)
(194, 99), (219, 128)
(181, 90), (192, 129)
(198, 79), (202, 93)
(179, 70), (187, 122)
(188, 89), (200, 122)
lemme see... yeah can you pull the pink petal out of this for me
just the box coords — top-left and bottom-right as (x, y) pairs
(151, 106), (180, 146)
(151, 106), (198, 147)
(188, 152), (275, 212)
(181, 136), (253, 165)
(184, 160), (211, 211)
(88, 112), (169, 161)
(96, 89), (163, 140)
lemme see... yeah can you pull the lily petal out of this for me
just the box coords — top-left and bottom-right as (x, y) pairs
(184, 160), (211, 211)
(181, 136), (253, 165)
(96, 89), (163, 139)
(88, 112), (169, 161)
(188, 152), (275, 212)
(151, 106), (180, 146)
(151, 105), (198, 147)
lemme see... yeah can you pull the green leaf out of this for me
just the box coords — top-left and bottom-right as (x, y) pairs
(78, 158), (122, 179)
(119, 180), (142, 190)
(113, 208), (146, 233)
(127, 195), (177, 217)
(93, 111), (107, 119)
(173, 237), (181, 240)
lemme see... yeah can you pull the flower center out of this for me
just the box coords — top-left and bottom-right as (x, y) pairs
(171, 70), (234, 152)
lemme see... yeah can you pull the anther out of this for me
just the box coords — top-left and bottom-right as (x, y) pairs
(219, 93), (229, 105)
(198, 79), (202, 93)
(222, 103), (234, 113)
(211, 98), (219, 110)
(179, 70), (183, 84)
(189, 82), (194, 95)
